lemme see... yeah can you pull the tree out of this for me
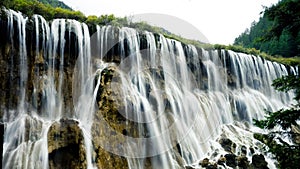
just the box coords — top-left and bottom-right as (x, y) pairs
(37, 0), (72, 10)
(234, 0), (300, 57)
(254, 75), (300, 169)
(253, 1), (300, 168)
(264, 0), (300, 39)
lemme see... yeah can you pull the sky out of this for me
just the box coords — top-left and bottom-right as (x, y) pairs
(60, 0), (279, 45)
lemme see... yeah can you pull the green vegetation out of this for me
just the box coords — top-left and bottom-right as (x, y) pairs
(264, 0), (300, 39)
(0, 0), (209, 49)
(127, 21), (208, 49)
(0, 0), (204, 45)
(0, 0), (85, 21)
(234, 17), (300, 58)
(252, 1), (300, 168)
(234, 0), (300, 58)
(1, 0), (299, 67)
(37, 0), (72, 10)
(254, 74), (300, 169)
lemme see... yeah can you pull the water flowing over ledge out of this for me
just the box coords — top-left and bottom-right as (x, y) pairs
(0, 9), (298, 169)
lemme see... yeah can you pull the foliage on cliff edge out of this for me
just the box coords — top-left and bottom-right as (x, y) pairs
(234, 0), (300, 58)
(252, 2), (300, 168)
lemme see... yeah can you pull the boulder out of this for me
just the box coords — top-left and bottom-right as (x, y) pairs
(200, 158), (210, 167)
(251, 154), (269, 169)
(217, 155), (226, 166)
(241, 145), (247, 155)
(206, 164), (218, 169)
(237, 156), (249, 169)
(219, 137), (235, 153)
(224, 154), (237, 168)
(47, 119), (86, 169)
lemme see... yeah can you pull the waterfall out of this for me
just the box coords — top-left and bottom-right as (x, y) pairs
(2, 9), (99, 169)
(0, 9), (296, 169)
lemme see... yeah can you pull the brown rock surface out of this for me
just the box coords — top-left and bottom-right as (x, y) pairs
(47, 119), (86, 169)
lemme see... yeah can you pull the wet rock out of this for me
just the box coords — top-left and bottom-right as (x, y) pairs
(0, 123), (3, 167)
(237, 156), (249, 169)
(200, 158), (210, 167)
(241, 145), (247, 155)
(251, 154), (269, 169)
(219, 137), (235, 153)
(224, 154), (237, 168)
(47, 119), (86, 169)
(174, 149), (185, 167)
(249, 147), (255, 155)
(24, 116), (43, 142)
(200, 158), (218, 169)
(199, 158), (218, 169)
(217, 155), (226, 166)
(94, 146), (129, 169)
(91, 67), (132, 169)
(206, 163), (217, 169)
(291, 124), (300, 144)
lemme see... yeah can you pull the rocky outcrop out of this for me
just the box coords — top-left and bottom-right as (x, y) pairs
(237, 155), (250, 169)
(199, 158), (217, 169)
(47, 119), (86, 169)
(251, 154), (268, 169)
(219, 137), (236, 153)
(0, 16), (77, 119)
(197, 135), (270, 169)
(90, 66), (172, 169)
(91, 66), (136, 168)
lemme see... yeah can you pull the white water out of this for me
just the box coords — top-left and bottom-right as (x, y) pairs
(2, 10), (99, 169)
(1, 9), (297, 169)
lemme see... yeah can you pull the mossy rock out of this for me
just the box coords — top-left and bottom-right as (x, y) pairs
(47, 118), (86, 169)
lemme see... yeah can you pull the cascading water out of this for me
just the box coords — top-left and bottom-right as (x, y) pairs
(0, 9), (297, 169)
(1, 9), (98, 169)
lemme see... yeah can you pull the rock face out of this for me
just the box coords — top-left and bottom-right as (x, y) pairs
(0, 17), (20, 116)
(91, 66), (131, 169)
(195, 134), (270, 169)
(90, 66), (160, 169)
(0, 12), (76, 119)
(47, 119), (86, 169)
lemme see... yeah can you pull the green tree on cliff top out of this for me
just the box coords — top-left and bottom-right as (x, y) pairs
(254, 1), (300, 168)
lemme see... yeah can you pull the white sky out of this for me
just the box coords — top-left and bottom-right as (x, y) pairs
(60, 0), (279, 45)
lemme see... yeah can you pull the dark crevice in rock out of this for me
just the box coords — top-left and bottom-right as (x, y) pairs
(48, 144), (80, 169)
(47, 119), (86, 169)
